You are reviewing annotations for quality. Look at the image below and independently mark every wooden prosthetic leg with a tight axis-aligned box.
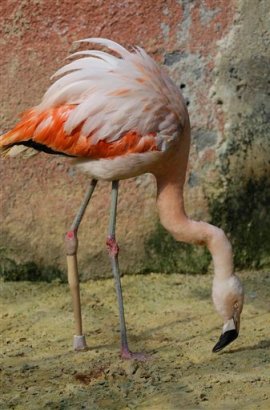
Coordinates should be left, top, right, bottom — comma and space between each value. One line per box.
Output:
65, 179, 97, 350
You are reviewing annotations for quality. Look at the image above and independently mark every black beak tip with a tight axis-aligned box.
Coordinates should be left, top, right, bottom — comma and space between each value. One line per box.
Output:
212, 329, 238, 353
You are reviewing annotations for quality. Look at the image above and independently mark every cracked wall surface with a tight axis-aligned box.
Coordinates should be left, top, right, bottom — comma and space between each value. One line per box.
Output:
1, 0, 269, 279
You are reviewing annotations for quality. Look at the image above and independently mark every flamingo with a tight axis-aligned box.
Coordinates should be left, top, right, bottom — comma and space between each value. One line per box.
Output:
0, 38, 244, 359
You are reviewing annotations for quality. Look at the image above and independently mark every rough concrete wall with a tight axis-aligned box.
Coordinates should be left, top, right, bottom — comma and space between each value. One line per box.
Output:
0, 0, 269, 280
207, 0, 270, 269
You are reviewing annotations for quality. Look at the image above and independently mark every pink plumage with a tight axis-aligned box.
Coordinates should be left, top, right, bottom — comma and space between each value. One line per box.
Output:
0, 38, 244, 358
0, 38, 187, 181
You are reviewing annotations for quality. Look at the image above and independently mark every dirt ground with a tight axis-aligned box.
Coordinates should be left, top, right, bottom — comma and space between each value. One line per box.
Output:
1, 270, 269, 410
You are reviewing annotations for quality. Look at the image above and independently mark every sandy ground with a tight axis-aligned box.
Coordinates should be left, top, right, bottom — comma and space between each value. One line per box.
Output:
1, 270, 269, 410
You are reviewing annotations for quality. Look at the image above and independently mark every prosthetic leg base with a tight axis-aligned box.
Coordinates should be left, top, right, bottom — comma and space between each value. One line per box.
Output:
73, 335, 87, 351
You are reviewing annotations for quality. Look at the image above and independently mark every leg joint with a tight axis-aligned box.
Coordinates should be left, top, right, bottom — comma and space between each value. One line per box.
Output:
65, 230, 78, 255
106, 235, 119, 257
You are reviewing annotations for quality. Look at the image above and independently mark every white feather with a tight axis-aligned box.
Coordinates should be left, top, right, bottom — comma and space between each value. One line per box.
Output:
67, 50, 119, 66
75, 38, 130, 57
38, 37, 187, 145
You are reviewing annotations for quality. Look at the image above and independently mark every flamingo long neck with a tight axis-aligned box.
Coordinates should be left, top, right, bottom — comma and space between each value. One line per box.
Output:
156, 172, 234, 280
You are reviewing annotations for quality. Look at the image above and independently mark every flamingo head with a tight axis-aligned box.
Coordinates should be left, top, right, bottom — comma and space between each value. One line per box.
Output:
212, 275, 244, 352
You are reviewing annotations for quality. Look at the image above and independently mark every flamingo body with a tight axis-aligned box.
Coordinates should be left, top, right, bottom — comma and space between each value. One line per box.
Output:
0, 38, 244, 357
1, 38, 186, 180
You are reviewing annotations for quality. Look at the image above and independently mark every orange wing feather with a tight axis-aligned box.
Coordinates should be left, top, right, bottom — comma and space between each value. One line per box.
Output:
1, 105, 159, 159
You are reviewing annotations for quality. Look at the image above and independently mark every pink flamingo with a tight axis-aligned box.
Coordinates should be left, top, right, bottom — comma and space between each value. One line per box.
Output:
0, 38, 244, 359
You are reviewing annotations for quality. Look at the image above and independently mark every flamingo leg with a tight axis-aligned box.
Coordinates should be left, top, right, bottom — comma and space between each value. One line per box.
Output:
107, 180, 148, 361
65, 179, 97, 350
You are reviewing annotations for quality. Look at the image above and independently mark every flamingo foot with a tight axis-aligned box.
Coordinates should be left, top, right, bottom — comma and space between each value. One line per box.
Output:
120, 346, 151, 361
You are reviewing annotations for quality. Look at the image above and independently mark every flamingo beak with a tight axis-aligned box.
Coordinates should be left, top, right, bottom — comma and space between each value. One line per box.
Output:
212, 313, 240, 353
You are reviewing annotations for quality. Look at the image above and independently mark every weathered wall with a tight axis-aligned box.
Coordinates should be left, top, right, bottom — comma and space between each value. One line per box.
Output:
1, 0, 269, 280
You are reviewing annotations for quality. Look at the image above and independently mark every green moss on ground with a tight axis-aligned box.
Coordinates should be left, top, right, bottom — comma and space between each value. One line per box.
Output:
144, 224, 211, 274
142, 175, 270, 274
208, 176, 270, 269
0, 253, 66, 282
